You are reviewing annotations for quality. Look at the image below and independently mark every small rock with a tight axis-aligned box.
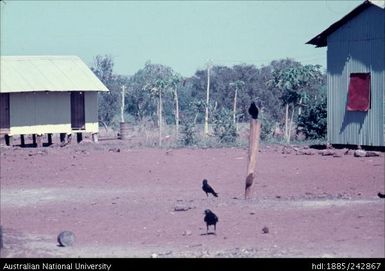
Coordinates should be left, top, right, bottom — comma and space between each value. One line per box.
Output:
366, 151, 380, 157
343, 148, 350, 155
354, 150, 366, 157
57, 231, 75, 247
249, 212, 255, 215
262, 226, 269, 234
174, 206, 191, 212
182, 230, 192, 236
303, 149, 315, 155
108, 148, 121, 153
282, 147, 292, 155
320, 150, 335, 156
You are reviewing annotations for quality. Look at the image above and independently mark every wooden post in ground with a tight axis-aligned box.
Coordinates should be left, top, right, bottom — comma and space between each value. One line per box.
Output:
20, 135, 25, 147
5, 135, 13, 146
76, 133, 82, 143
47, 134, 53, 145
92, 133, 98, 143
32, 134, 37, 147
245, 102, 261, 199
120, 85, 126, 123
36, 134, 43, 148
60, 133, 66, 144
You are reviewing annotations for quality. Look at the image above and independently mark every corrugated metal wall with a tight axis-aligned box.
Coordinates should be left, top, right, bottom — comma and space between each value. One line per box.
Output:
9, 92, 99, 135
327, 5, 385, 146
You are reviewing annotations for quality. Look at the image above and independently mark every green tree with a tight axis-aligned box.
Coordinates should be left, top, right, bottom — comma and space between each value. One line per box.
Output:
143, 78, 168, 147
180, 120, 197, 146
212, 107, 237, 144
91, 55, 127, 127
128, 62, 174, 123
297, 91, 327, 139
268, 64, 323, 143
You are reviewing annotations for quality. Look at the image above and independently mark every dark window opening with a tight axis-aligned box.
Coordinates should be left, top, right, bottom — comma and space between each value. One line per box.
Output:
71, 91, 85, 130
347, 73, 371, 111
0, 93, 10, 131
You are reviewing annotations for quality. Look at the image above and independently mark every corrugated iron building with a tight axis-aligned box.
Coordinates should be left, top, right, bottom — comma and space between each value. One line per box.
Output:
307, 0, 385, 147
0, 56, 108, 145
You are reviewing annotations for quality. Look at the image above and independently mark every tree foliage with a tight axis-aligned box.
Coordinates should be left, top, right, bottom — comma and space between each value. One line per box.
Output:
297, 92, 327, 139
91, 55, 130, 127
90, 55, 327, 142
212, 108, 237, 143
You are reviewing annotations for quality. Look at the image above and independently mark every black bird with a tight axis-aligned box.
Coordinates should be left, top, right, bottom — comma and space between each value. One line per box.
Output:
202, 179, 218, 197
204, 209, 218, 234
378, 192, 385, 198
248, 102, 259, 119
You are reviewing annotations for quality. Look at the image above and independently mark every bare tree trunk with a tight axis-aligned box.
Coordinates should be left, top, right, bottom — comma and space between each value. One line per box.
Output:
233, 87, 238, 132
298, 97, 303, 116
120, 85, 126, 123
174, 88, 179, 139
204, 64, 211, 136
285, 103, 289, 141
287, 104, 295, 144
159, 91, 162, 147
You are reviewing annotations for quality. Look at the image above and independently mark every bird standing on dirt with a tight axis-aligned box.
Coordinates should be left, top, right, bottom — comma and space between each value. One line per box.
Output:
378, 192, 385, 199
202, 179, 218, 197
204, 209, 218, 234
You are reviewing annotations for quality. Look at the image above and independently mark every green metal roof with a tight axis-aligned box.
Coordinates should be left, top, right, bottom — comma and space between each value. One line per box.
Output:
0, 56, 109, 93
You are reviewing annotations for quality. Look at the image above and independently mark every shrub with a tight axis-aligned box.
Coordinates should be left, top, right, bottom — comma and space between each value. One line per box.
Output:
297, 94, 327, 139
259, 113, 275, 141
212, 108, 237, 143
180, 120, 197, 146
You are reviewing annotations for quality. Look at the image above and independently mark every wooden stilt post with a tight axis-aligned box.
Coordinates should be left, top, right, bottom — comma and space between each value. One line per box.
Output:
20, 135, 25, 147
67, 134, 72, 144
5, 135, 13, 146
60, 133, 66, 144
76, 133, 82, 143
245, 102, 261, 199
32, 134, 37, 147
36, 134, 43, 148
47, 134, 53, 145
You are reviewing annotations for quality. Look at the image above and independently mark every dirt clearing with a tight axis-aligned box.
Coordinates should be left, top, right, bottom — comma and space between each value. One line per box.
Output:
0, 142, 384, 258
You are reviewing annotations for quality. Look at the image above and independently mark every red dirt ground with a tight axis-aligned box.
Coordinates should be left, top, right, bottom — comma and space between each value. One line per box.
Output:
0, 141, 384, 258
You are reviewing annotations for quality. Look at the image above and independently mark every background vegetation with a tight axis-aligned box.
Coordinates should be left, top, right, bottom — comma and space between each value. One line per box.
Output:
91, 55, 327, 147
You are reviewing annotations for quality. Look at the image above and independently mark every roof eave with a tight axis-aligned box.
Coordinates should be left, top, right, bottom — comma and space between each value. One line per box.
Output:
305, 37, 327, 47
306, 0, 375, 47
